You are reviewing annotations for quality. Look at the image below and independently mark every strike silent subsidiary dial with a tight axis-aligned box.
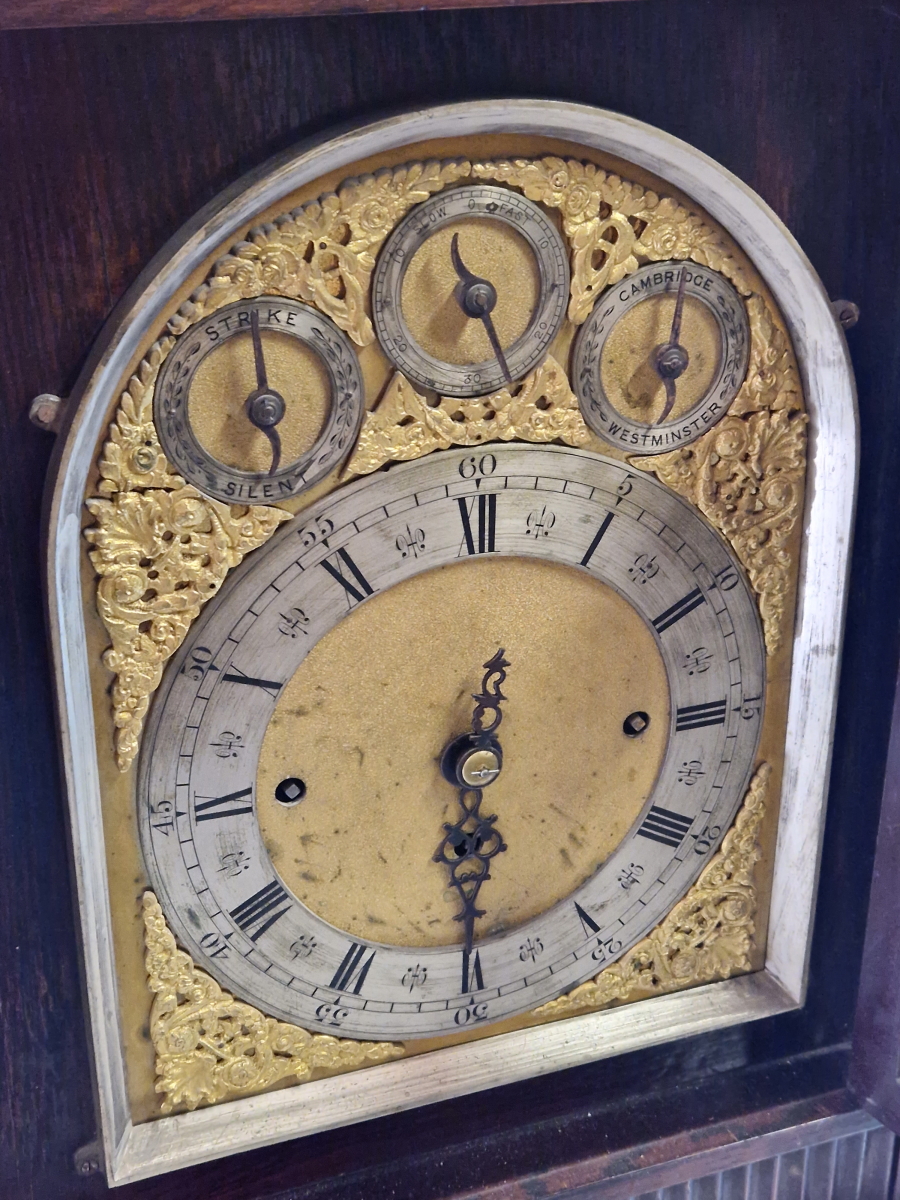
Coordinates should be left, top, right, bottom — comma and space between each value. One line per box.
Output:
573, 261, 750, 453
153, 296, 366, 504
371, 185, 570, 397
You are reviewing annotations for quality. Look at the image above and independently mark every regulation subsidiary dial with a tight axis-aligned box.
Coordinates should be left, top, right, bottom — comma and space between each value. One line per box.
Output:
371, 185, 570, 398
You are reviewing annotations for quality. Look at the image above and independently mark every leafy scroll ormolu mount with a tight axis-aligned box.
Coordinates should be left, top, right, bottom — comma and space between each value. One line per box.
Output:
84, 343, 290, 772
167, 160, 472, 348
344, 355, 591, 477
142, 893, 404, 1113
473, 156, 753, 323
631, 298, 806, 655
534, 763, 769, 1020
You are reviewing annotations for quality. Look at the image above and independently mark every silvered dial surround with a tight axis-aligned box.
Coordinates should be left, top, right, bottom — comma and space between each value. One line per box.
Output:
371, 185, 570, 397
153, 296, 366, 504
139, 444, 765, 1040
573, 261, 750, 453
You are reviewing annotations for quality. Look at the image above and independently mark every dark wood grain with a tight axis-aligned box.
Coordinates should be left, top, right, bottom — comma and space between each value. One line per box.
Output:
0, 0, 641, 32
1, 1, 899, 1196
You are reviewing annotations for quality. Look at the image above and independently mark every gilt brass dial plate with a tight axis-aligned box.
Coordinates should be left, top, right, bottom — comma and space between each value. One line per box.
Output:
139, 443, 765, 1040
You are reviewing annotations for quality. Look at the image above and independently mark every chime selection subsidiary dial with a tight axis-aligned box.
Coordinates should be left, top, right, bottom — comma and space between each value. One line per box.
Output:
139, 443, 765, 1041
573, 261, 750, 453
153, 296, 366, 504
371, 185, 570, 397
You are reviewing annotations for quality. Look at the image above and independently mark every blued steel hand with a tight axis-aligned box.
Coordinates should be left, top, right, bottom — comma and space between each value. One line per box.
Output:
449, 233, 513, 385
246, 310, 286, 475
434, 650, 510, 956
653, 265, 690, 424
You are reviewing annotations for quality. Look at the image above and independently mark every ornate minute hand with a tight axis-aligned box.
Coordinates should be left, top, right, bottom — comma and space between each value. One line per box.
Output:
449, 233, 513, 384
434, 649, 510, 955
652, 265, 690, 424
245, 309, 287, 475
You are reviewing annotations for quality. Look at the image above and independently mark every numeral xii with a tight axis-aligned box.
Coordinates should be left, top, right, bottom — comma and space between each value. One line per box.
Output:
458, 494, 497, 555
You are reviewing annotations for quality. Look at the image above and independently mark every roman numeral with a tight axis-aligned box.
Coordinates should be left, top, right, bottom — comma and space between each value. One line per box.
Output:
194, 786, 254, 822
652, 587, 706, 633
457, 494, 497, 555
637, 805, 693, 848
461, 947, 484, 993
320, 547, 375, 606
675, 699, 728, 731
580, 512, 614, 567
329, 942, 376, 994
229, 881, 291, 941
574, 901, 601, 938
221, 667, 282, 698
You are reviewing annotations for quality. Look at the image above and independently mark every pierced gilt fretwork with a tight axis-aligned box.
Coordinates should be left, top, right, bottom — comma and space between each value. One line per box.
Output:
631, 298, 806, 654
168, 161, 471, 348
142, 892, 404, 1113
345, 355, 591, 477
534, 763, 769, 1020
85, 346, 290, 771
473, 156, 752, 323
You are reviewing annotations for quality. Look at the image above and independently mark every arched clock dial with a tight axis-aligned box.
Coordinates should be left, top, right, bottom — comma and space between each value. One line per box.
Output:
140, 443, 765, 1040
371, 185, 570, 397
153, 296, 366, 504
573, 261, 750, 452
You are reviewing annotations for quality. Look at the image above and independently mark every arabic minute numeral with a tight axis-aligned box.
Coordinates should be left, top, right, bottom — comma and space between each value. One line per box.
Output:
715, 565, 740, 591
692, 824, 722, 855
314, 1003, 348, 1027
615, 473, 635, 503
297, 515, 334, 549
180, 645, 215, 682
454, 999, 489, 1025
458, 453, 497, 480
735, 694, 761, 720
592, 935, 623, 964
149, 799, 177, 836
199, 931, 232, 959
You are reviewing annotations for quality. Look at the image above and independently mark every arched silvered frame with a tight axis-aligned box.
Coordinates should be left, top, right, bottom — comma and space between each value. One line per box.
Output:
45, 100, 857, 1184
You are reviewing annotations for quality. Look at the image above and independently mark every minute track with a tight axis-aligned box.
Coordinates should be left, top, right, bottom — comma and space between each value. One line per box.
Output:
140, 444, 765, 1040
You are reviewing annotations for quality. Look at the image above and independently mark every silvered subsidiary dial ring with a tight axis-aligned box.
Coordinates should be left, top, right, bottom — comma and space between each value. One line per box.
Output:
153, 297, 365, 504
573, 261, 750, 454
372, 185, 569, 398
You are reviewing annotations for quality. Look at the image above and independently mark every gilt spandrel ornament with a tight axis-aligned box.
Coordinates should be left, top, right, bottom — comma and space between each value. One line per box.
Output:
142, 892, 404, 1114
535, 762, 769, 1020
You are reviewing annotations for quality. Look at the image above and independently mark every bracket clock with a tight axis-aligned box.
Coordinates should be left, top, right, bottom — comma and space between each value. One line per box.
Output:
42, 100, 856, 1183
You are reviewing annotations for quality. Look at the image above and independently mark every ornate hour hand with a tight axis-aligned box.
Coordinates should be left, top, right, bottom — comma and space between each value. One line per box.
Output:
449, 233, 513, 384
434, 649, 510, 955
652, 265, 690, 424
246, 309, 287, 475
